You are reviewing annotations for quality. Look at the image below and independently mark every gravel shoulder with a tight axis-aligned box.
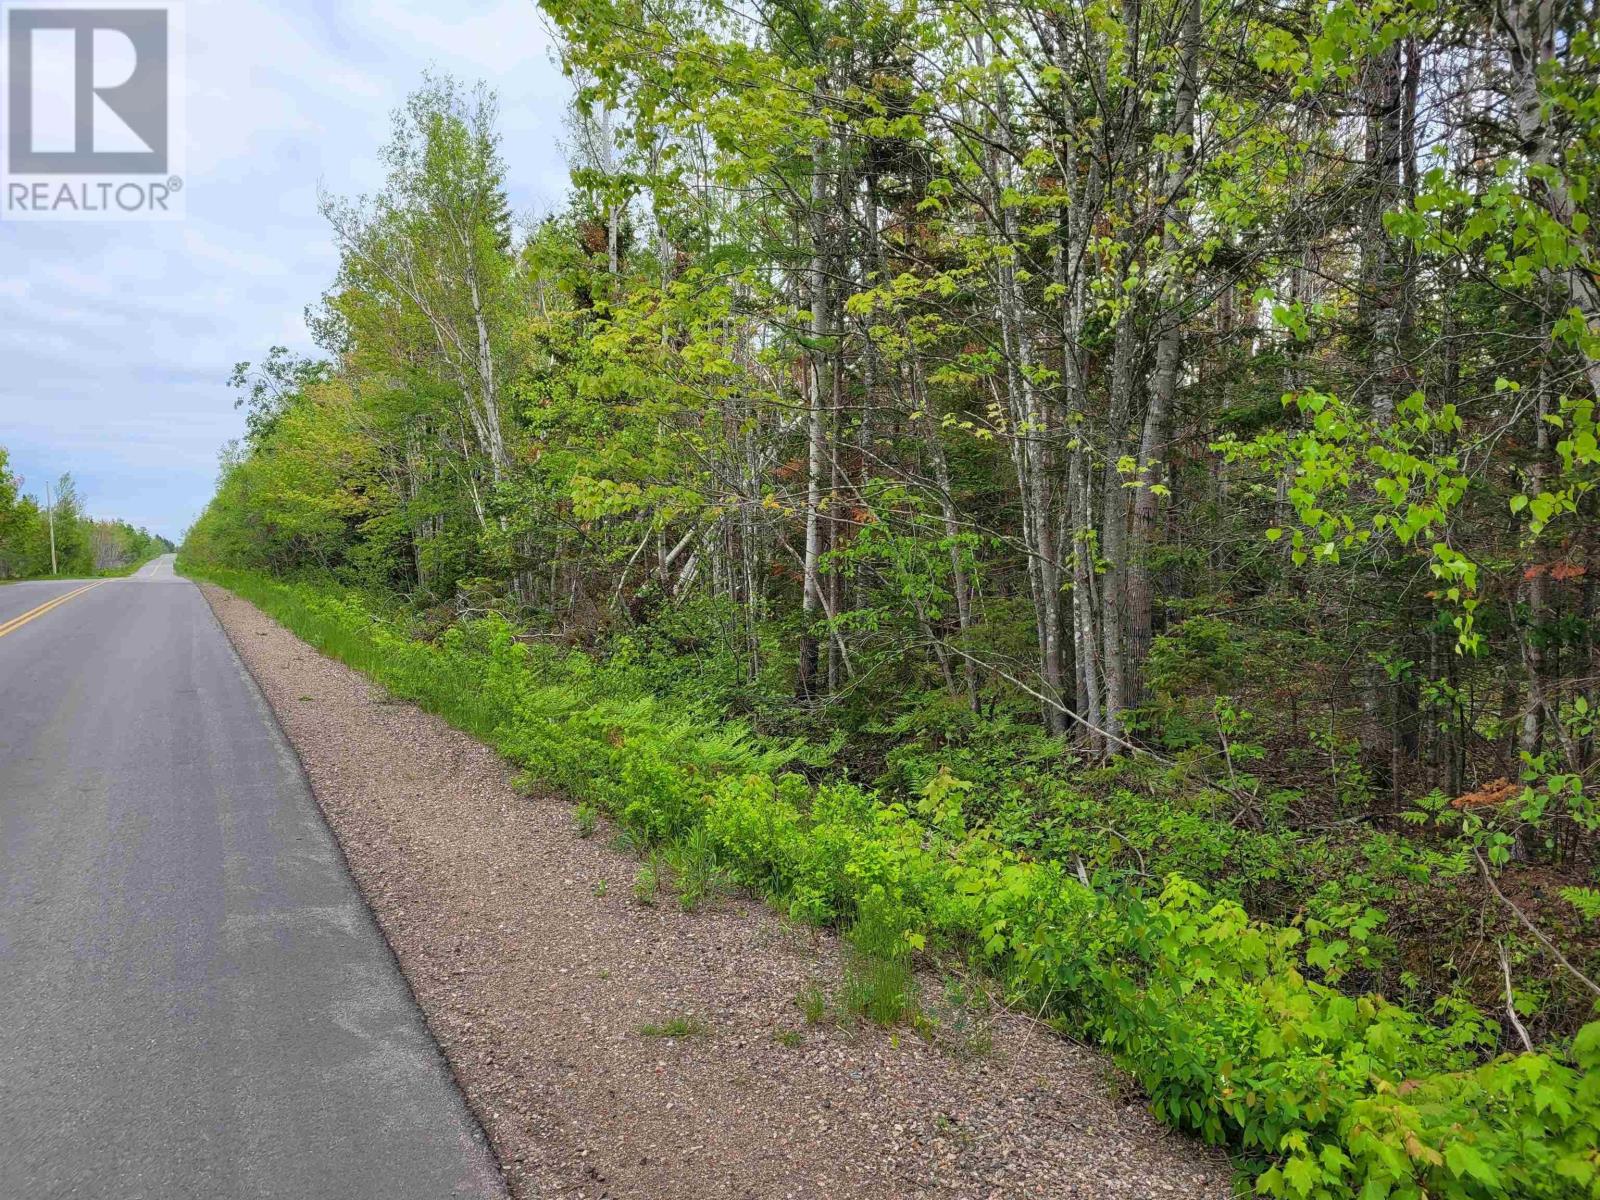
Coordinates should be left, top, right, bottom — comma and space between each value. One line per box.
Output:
202, 583, 1235, 1200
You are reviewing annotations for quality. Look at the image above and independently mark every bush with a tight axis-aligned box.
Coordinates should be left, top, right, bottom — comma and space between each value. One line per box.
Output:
187, 566, 1600, 1199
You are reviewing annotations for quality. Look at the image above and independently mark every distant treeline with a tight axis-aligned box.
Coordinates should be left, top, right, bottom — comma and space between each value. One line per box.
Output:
0, 444, 173, 578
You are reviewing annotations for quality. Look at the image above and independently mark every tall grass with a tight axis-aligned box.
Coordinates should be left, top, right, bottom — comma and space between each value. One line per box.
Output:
191, 565, 510, 741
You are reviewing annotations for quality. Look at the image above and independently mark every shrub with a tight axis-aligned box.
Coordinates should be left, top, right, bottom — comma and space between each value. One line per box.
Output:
190, 567, 1600, 1199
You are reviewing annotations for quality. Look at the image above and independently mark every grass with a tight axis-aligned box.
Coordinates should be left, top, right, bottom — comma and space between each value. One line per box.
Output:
94, 555, 166, 578
632, 860, 659, 906
795, 983, 828, 1026
840, 952, 919, 1027
839, 899, 921, 1027
177, 563, 509, 743
664, 827, 730, 912
639, 1014, 708, 1039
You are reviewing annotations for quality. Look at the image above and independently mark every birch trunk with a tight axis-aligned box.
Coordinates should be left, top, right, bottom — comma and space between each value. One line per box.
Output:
798, 137, 830, 700
1128, 0, 1200, 698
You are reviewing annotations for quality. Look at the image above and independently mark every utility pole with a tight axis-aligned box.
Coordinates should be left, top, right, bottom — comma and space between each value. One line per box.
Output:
45, 480, 57, 575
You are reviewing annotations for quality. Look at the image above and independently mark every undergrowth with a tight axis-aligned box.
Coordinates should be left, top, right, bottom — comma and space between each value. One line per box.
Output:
186, 564, 1600, 1199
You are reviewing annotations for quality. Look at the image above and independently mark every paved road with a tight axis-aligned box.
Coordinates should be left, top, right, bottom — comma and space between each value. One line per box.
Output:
0, 556, 506, 1199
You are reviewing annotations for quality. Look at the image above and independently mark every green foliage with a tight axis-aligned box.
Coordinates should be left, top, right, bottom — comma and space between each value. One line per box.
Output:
1145, 616, 1245, 695
664, 825, 732, 912
184, 565, 1600, 1198
175, 6, 1600, 1189
1560, 887, 1600, 924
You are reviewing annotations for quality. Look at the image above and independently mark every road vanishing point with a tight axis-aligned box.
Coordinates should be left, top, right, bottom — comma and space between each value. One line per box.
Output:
0, 556, 505, 1199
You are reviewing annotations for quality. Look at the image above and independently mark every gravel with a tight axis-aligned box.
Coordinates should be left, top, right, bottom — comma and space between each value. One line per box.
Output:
203, 584, 1237, 1200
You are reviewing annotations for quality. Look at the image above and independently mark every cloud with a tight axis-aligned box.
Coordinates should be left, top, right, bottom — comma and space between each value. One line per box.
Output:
0, 0, 571, 541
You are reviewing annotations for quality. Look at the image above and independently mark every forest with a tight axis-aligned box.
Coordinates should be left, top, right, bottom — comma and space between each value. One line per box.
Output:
179, 0, 1600, 1193
0, 446, 173, 578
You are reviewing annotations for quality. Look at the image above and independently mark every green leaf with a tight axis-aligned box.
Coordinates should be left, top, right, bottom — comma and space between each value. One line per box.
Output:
1443, 1141, 1499, 1186
1281, 1154, 1319, 1197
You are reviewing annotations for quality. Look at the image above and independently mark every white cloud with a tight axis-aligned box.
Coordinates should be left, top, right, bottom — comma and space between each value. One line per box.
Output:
0, 0, 572, 539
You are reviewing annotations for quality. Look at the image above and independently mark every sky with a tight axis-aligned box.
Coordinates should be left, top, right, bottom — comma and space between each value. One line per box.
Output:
0, 0, 573, 542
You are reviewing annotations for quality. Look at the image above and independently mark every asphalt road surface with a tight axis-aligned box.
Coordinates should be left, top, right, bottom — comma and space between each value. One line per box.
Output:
0, 556, 506, 1199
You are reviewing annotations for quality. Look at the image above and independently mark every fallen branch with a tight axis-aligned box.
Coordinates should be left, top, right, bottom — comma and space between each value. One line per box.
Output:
1497, 940, 1534, 1053
935, 640, 1267, 810
1475, 848, 1600, 999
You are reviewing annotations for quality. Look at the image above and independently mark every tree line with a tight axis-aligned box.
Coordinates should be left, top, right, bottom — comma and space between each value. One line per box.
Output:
186, 0, 1598, 1068
0, 446, 173, 578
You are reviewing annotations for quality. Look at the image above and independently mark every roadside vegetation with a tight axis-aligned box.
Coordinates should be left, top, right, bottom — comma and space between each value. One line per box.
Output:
181, 0, 1600, 1194
0, 445, 173, 579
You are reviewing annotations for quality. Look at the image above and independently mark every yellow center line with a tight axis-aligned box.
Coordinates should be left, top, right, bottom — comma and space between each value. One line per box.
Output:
0, 581, 108, 640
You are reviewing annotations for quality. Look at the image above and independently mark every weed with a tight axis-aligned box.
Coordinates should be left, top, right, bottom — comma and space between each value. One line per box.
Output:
632, 861, 658, 906
666, 826, 729, 912
591, 878, 609, 898
931, 1112, 973, 1148
841, 896, 920, 1027
796, 982, 828, 1025
1104, 1067, 1133, 1108
941, 973, 994, 1057
772, 1029, 804, 1048
942, 973, 989, 1014
954, 1021, 993, 1058
841, 953, 918, 1026
639, 1013, 708, 1039
574, 802, 598, 838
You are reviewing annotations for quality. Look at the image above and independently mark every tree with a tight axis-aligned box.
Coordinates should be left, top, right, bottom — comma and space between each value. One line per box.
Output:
320, 75, 519, 523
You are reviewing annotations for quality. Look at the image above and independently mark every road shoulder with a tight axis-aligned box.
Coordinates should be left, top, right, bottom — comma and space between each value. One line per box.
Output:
200, 582, 1232, 1200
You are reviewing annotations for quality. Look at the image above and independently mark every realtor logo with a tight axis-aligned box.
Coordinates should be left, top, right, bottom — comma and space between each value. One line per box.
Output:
1, 0, 185, 220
